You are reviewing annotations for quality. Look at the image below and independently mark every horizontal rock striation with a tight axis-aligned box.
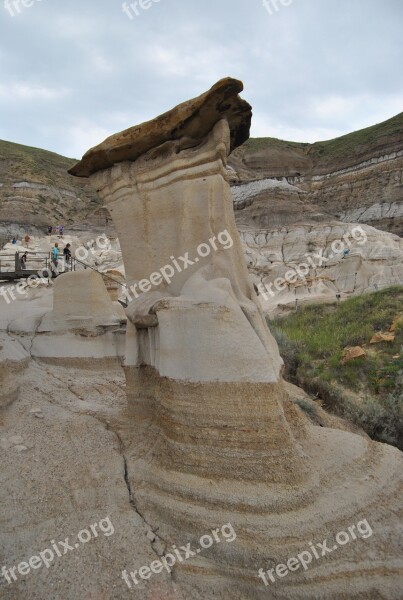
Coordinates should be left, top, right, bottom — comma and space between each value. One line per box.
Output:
229, 112, 403, 235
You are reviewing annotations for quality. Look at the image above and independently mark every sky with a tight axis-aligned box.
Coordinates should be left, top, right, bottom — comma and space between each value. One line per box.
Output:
0, 0, 402, 159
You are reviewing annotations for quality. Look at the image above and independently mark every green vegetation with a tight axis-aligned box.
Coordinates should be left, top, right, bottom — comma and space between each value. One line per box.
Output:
239, 112, 403, 170
0, 139, 77, 185
240, 137, 308, 153
309, 112, 403, 166
295, 399, 319, 420
0, 138, 101, 224
270, 287, 403, 449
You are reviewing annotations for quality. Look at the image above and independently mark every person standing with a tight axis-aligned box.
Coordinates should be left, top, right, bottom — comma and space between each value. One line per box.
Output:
52, 243, 59, 276
20, 252, 28, 269
24, 234, 30, 247
63, 243, 71, 270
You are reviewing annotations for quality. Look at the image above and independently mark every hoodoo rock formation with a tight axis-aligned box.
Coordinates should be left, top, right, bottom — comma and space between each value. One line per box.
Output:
70, 79, 403, 599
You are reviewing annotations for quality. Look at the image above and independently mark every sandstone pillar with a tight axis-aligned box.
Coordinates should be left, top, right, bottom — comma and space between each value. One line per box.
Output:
69, 78, 306, 484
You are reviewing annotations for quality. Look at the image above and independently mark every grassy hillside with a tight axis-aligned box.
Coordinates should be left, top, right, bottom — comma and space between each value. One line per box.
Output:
0, 139, 78, 185
1, 111, 402, 227
240, 137, 308, 153
0, 139, 102, 227
235, 112, 403, 171
270, 287, 403, 449
308, 112, 403, 168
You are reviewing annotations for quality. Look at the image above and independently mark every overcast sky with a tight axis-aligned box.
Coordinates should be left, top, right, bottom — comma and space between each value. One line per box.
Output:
0, 0, 402, 159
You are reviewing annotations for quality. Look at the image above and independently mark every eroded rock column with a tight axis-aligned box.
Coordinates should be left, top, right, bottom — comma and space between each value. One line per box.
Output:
69, 80, 308, 491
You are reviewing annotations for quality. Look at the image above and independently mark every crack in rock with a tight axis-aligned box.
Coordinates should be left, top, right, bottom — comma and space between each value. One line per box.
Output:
111, 427, 169, 563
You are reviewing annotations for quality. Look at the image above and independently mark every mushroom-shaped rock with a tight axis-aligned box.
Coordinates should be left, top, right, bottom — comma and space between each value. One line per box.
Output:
69, 77, 252, 178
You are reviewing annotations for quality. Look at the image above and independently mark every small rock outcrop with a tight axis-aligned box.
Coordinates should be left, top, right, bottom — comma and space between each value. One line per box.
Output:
6, 270, 126, 362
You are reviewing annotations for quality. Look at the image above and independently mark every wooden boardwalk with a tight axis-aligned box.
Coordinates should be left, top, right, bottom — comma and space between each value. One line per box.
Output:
0, 251, 52, 281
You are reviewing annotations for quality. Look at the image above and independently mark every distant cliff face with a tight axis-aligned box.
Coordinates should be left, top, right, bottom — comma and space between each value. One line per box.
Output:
228, 114, 403, 313
229, 112, 403, 236
0, 140, 102, 231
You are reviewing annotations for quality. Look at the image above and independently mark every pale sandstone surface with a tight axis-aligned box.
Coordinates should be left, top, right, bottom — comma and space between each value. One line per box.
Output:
39, 271, 124, 333
0, 357, 187, 600
90, 117, 283, 384
241, 222, 403, 314
1, 271, 126, 361
1, 329, 402, 599
0, 333, 29, 411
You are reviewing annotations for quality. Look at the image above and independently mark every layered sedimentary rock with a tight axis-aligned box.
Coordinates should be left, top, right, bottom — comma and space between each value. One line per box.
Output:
232, 176, 403, 313
240, 220, 403, 314
0, 139, 104, 230
229, 112, 403, 236
70, 79, 403, 599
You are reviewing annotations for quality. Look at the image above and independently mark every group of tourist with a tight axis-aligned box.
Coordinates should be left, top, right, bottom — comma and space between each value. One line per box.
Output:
10, 234, 31, 269
51, 242, 72, 274
9, 227, 82, 276
47, 225, 65, 237
17, 242, 72, 274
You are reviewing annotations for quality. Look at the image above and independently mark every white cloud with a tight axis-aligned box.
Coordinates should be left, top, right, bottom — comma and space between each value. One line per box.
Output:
89, 50, 115, 73
143, 35, 242, 84
0, 83, 69, 102
311, 96, 359, 120
60, 120, 113, 159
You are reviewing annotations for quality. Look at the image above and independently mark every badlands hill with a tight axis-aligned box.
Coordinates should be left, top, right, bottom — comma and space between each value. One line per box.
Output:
229, 112, 403, 235
0, 139, 102, 233
228, 115, 403, 313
